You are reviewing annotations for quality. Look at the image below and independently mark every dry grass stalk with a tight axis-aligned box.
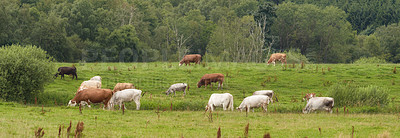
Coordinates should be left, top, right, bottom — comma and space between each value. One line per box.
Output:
67, 121, 71, 138
273, 76, 277, 82
145, 120, 150, 128
75, 121, 84, 138
35, 127, 45, 138
128, 67, 131, 71
393, 67, 397, 74
392, 79, 395, 85
301, 61, 305, 69
35, 97, 37, 105
322, 68, 325, 75
58, 125, 62, 137
328, 67, 331, 71
217, 127, 221, 138
263, 133, 271, 138
122, 104, 125, 115
351, 126, 354, 138
319, 127, 321, 135
170, 102, 173, 111
113, 66, 117, 71
292, 62, 295, 68
108, 66, 111, 71
244, 123, 249, 138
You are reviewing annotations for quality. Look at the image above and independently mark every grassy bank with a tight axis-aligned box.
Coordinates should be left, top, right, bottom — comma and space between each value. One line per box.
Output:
1, 103, 399, 137
38, 62, 400, 113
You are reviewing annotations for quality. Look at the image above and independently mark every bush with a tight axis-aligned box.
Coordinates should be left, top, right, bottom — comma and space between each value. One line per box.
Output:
353, 57, 387, 64
285, 49, 310, 64
0, 44, 54, 102
327, 84, 389, 107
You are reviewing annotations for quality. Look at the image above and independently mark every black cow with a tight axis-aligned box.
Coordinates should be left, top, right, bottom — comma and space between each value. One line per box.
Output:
54, 66, 77, 80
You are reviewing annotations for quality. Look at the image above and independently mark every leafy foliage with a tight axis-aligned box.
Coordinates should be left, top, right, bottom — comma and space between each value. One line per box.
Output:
0, 44, 54, 102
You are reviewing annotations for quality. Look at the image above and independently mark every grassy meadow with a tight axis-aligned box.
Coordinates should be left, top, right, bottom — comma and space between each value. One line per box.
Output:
2, 62, 400, 137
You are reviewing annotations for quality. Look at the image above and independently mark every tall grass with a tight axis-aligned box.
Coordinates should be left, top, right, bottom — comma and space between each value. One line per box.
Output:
353, 57, 387, 64
327, 84, 389, 107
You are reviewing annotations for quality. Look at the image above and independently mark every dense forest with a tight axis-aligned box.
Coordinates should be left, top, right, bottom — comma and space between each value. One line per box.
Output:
1, 0, 400, 63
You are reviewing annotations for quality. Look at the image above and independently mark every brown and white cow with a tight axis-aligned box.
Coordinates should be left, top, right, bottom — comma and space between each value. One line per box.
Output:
267, 53, 287, 66
303, 93, 316, 101
179, 54, 201, 66
113, 83, 135, 93
68, 88, 113, 109
197, 73, 224, 90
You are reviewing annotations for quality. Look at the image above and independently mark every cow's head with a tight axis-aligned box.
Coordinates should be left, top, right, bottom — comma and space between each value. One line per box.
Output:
303, 93, 316, 101
165, 90, 171, 95
179, 60, 184, 66
197, 80, 204, 88
54, 73, 59, 78
68, 100, 77, 107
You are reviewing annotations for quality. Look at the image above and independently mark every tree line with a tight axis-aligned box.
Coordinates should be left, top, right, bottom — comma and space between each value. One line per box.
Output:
1, 0, 400, 63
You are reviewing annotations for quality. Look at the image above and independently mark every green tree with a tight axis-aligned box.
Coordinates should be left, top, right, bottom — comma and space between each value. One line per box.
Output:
0, 44, 54, 102
374, 24, 400, 62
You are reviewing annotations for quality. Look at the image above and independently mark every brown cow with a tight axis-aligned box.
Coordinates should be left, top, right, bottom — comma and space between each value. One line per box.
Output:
179, 54, 201, 66
68, 88, 113, 109
113, 83, 135, 93
267, 53, 287, 66
197, 73, 224, 90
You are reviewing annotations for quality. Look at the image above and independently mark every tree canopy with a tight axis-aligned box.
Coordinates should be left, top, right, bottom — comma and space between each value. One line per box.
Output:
1, 0, 399, 63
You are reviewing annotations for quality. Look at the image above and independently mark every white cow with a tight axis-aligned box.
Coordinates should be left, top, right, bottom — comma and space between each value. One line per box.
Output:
90, 76, 102, 82
205, 93, 234, 111
253, 90, 275, 103
237, 95, 270, 112
165, 83, 187, 96
109, 89, 142, 110
302, 97, 334, 114
77, 80, 102, 92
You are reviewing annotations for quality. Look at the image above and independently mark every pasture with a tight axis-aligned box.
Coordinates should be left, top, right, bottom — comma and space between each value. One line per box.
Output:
2, 62, 400, 137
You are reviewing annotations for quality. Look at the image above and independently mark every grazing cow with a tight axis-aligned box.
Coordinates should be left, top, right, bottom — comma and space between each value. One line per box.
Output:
68, 88, 113, 109
197, 73, 224, 90
303, 93, 316, 101
179, 54, 201, 66
237, 95, 270, 112
108, 89, 142, 110
205, 93, 234, 111
77, 80, 102, 93
90, 76, 101, 82
303, 97, 334, 114
253, 90, 275, 103
267, 53, 287, 66
54, 66, 77, 80
165, 83, 188, 96
113, 83, 135, 93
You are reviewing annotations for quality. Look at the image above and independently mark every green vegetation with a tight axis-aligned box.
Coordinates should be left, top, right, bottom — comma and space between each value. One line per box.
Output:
1, 103, 399, 137
328, 84, 389, 107
2, 0, 400, 63
36, 62, 400, 113
0, 44, 54, 102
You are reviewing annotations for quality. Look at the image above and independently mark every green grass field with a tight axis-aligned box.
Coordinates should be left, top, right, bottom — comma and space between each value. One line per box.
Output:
2, 62, 400, 137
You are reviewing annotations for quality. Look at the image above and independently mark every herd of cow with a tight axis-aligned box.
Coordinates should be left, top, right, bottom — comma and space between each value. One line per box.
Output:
54, 53, 334, 114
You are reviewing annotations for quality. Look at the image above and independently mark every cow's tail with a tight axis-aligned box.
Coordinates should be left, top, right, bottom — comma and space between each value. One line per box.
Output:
229, 95, 234, 111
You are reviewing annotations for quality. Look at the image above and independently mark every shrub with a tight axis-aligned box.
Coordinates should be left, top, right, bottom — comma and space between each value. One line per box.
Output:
353, 57, 387, 64
0, 44, 54, 102
327, 84, 389, 107
285, 49, 310, 64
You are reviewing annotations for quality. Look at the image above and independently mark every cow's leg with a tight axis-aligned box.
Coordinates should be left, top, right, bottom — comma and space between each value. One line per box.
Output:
211, 105, 214, 111
183, 89, 186, 96
222, 103, 226, 111
61, 74, 64, 79
273, 61, 276, 66
135, 99, 140, 110
263, 104, 268, 112
173, 90, 176, 96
